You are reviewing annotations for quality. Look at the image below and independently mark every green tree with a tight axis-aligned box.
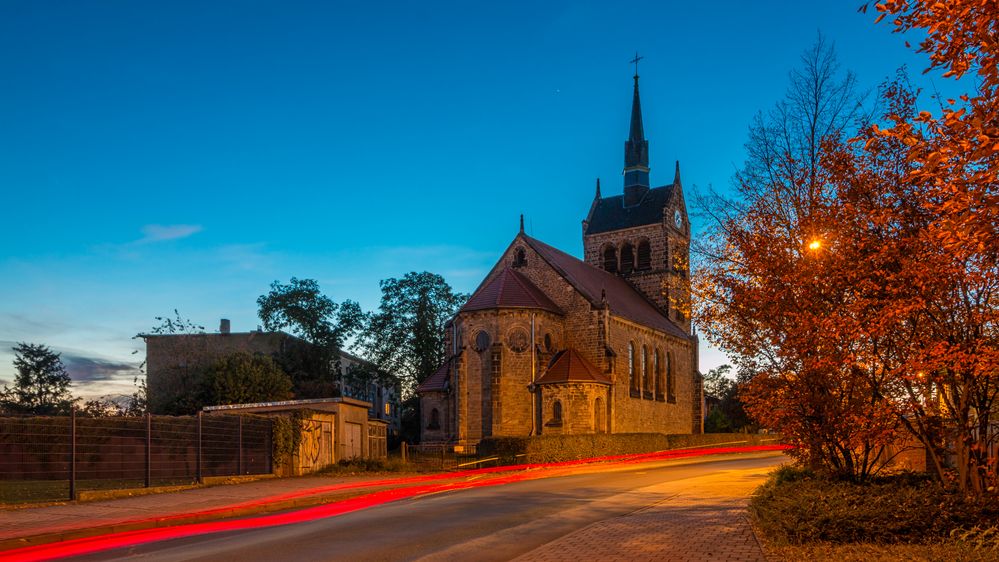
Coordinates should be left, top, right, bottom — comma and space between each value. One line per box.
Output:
200, 352, 293, 407
702, 365, 752, 433
256, 278, 364, 398
138, 310, 206, 415
1, 343, 76, 415
360, 272, 467, 394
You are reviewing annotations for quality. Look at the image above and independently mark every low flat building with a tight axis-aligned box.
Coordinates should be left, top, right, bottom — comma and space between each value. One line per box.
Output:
204, 397, 386, 475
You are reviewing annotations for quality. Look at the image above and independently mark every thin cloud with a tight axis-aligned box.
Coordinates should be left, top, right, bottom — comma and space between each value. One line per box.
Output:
137, 224, 203, 244
61, 354, 140, 383
0, 341, 140, 384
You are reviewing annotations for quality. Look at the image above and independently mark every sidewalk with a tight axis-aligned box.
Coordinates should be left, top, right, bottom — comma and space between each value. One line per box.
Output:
513, 459, 771, 562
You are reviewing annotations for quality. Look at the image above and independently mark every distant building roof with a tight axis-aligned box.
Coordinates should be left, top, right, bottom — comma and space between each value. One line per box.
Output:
461, 267, 563, 315
139, 330, 295, 340
584, 183, 675, 235
202, 396, 372, 413
521, 235, 688, 339
536, 348, 612, 385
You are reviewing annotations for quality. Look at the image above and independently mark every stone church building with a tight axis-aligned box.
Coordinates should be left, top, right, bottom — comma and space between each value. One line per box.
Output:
417, 71, 701, 445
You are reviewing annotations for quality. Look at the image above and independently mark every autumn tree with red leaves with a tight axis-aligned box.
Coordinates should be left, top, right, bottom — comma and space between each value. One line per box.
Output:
695, 38, 901, 482
857, 0, 999, 495
696, 6, 998, 494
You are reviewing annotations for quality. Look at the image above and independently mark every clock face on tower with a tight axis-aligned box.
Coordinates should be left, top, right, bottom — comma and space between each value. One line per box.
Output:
674, 209, 682, 229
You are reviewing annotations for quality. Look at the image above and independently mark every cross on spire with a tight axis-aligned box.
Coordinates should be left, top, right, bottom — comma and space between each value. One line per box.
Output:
630, 52, 643, 78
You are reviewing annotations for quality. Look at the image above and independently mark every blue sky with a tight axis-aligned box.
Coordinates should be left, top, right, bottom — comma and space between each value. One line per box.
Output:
0, 1, 952, 397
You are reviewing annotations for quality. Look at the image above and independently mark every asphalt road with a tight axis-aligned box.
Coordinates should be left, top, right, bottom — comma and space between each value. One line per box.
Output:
71, 454, 785, 562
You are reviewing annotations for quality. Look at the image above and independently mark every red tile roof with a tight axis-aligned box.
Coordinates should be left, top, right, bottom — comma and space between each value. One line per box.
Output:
536, 348, 612, 385
416, 356, 454, 393
461, 266, 563, 315
521, 235, 688, 339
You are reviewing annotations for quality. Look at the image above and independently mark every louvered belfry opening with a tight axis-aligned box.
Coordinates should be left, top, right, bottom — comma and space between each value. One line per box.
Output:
637, 240, 651, 270
603, 245, 618, 273
620, 243, 635, 274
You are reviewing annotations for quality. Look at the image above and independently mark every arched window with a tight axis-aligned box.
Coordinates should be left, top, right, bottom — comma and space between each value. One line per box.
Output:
667, 353, 676, 403
628, 342, 636, 392
620, 243, 635, 274
514, 248, 527, 267
474, 330, 491, 352
637, 240, 651, 270
594, 397, 605, 433
655, 349, 664, 401
428, 408, 440, 430
641, 345, 649, 396
602, 245, 618, 273
552, 400, 563, 424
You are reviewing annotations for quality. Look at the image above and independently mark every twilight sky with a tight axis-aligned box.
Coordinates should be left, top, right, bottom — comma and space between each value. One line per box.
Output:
0, 1, 953, 397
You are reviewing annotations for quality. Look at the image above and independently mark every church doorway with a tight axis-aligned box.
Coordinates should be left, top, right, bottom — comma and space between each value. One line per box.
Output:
594, 397, 606, 433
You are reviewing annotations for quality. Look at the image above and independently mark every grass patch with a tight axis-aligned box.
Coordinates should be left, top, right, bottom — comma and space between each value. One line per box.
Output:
0, 478, 196, 504
750, 465, 999, 546
771, 542, 996, 562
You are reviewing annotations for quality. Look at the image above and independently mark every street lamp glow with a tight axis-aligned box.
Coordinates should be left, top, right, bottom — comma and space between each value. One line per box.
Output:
808, 240, 822, 251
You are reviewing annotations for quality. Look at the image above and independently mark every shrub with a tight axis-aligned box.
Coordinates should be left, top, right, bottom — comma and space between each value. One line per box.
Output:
751, 466, 999, 545
270, 410, 314, 470
319, 457, 408, 474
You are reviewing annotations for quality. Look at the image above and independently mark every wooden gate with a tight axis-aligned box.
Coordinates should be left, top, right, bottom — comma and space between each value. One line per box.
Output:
344, 422, 362, 459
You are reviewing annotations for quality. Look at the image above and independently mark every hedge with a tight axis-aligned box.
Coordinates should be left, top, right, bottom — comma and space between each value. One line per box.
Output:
477, 432, 780, 465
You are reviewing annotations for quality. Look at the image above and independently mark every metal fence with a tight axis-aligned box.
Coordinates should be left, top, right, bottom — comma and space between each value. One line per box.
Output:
400, 443, 495, 471
0, 411, 272, 503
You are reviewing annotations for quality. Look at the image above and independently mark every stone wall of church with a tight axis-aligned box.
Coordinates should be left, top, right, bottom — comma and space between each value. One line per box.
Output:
420, 391, 451, 443
454, 308, 565, 442
538, 383, 611, 435
583, 222, 670, 313
582, 219, 692, 333
604, 316, 697, 434
495, 239, 609, 365
507, 242, 606, 364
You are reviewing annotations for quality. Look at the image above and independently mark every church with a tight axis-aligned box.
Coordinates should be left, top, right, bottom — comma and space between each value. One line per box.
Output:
417, 68, 701, 445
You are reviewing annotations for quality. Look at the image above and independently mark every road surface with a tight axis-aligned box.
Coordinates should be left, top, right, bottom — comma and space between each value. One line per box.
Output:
70, 454, 785, 562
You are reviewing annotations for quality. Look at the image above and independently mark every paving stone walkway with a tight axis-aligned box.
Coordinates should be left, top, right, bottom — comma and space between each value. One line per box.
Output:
514, 464, 769, 562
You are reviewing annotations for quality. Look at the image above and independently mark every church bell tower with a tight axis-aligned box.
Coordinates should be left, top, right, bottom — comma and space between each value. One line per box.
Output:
581, 56, 692, 333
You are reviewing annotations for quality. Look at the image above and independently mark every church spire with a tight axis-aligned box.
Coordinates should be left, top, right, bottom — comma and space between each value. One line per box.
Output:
623, 53, 650, 206
628, 75, 645, 147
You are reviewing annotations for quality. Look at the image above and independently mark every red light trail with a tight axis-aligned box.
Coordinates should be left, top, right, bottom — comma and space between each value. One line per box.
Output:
0, 445, 788, 562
